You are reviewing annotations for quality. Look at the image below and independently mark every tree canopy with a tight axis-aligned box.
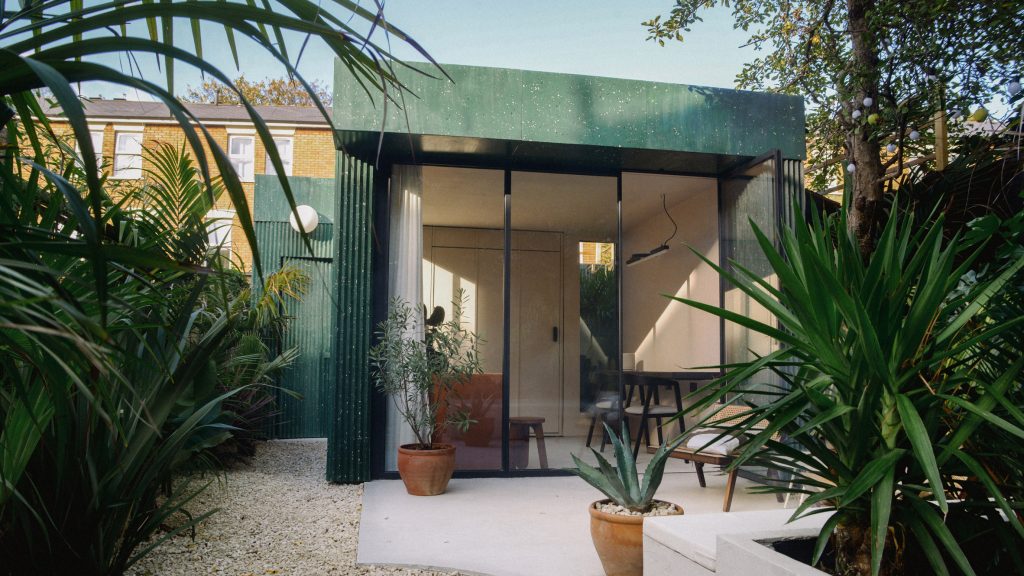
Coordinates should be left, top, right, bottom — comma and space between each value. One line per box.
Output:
647, 0, 1023, 254
182, 75, 334, 107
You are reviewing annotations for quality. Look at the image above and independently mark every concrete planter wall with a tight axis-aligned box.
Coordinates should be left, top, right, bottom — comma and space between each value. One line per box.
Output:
643, 509, 832, 576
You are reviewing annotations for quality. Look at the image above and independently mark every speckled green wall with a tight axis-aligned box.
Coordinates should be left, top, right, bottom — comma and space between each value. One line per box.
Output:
333, 62, 805, 160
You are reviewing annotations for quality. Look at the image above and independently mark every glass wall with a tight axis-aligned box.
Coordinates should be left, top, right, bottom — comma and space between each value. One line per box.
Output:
382, 165, 751, 474
384, 165, 505, 472
620, 172, 719, 441
510, 172, 617, 470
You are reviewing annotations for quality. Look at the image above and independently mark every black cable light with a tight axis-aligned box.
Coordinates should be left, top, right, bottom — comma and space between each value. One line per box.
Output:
626, 194, 677, 267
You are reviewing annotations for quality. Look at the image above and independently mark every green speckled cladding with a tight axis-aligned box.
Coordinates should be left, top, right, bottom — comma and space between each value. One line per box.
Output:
326, 153, 375, 483
333, 63, 805, 160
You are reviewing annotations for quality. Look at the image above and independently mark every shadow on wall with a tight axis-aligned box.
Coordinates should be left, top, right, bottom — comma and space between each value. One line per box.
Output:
622, 173, 720, 372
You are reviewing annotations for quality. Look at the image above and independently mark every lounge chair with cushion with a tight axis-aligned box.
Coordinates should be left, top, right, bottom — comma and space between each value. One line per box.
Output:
649, 403, 783, 512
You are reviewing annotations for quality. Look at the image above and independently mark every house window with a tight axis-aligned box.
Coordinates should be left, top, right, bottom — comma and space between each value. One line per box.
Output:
265, 137, 294, 176
75, 129, 104, 170
228, 136, 255, 182
206, 209, 235, 266
112, 131, 143, 179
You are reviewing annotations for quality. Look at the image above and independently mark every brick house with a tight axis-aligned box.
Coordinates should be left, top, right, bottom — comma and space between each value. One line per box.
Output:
48, 99, 335, 270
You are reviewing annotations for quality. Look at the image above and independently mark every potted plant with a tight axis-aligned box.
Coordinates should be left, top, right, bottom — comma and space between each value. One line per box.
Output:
572, 423, 685, 576
671, 205, 1024, 575
369, 291, 482, 496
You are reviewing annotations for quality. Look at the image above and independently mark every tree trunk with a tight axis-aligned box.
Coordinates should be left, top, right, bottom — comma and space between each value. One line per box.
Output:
833, 519, 903, 576
845, 0, 886, 259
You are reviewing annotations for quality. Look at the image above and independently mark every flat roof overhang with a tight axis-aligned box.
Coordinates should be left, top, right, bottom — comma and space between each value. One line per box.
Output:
333, 63, 807, 170
336, 130, 751, 176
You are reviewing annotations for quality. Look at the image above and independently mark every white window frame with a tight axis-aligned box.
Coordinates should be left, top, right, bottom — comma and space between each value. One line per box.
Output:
206, 209, 235, 266
228, 135, 255, 182
75, 127, 105, 170
112, 130, 143, 179
265, 136, 294, 177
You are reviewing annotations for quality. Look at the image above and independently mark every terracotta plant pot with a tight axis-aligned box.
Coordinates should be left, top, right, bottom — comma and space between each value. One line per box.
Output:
397, 443, 456, 496
588, 499, 683, 576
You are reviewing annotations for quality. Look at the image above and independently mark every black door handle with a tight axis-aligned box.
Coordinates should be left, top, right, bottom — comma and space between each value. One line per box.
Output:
552, 326, 558, 342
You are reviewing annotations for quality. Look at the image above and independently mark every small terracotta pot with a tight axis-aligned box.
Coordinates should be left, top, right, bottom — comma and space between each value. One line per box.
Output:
397, 443, 456, 496
588, 499, 683, 576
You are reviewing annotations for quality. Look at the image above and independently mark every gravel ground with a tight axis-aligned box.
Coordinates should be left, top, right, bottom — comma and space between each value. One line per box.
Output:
129, 440, 462, 576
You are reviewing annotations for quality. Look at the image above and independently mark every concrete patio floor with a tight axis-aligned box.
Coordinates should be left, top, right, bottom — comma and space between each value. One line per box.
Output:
358, 465, 791, 576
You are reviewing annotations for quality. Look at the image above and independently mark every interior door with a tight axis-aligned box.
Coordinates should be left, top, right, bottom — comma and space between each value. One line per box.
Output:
276, 257, 332, 438
511, 249, 563, 434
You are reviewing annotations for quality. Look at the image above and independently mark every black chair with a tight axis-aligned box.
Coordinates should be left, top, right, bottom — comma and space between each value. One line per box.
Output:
585, 371, 624, 451
625, 375, 684, 459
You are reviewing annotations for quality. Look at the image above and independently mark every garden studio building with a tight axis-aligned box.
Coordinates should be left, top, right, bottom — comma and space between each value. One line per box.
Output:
253, 61, 805, 483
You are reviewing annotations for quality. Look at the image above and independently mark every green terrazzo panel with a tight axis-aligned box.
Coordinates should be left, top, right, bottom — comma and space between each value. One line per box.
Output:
333, 62, 805, 160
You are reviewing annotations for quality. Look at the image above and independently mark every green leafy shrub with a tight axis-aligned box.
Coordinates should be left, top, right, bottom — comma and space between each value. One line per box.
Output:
0, 139, 302, 574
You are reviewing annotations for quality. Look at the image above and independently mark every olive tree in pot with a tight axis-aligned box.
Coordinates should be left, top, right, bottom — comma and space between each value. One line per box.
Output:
370, 291, 482, 496
572, 423, 685, 576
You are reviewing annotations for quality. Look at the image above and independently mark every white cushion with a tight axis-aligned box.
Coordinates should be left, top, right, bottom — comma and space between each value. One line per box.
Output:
685, 433, 739, 455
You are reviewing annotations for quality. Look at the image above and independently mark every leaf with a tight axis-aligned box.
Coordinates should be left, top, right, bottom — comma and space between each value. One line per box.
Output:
840, 449, 904, 507
895, 393, 946, 513
870, 467, 895, 576
905, 495, 976, 576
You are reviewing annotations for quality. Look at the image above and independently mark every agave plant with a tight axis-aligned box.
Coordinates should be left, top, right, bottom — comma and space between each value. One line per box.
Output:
671, 205, 1024, 575
572, 423, 684, 513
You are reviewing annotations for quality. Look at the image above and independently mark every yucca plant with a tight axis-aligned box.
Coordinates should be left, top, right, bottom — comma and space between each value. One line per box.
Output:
671, 205, 1024, 575
572, 423, 685, 513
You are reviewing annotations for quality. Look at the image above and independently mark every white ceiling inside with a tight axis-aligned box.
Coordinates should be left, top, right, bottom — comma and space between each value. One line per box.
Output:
416, 165, 716, 239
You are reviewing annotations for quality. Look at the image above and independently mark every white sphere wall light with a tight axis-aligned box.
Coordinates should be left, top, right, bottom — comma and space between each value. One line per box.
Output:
289, 205, 320, 234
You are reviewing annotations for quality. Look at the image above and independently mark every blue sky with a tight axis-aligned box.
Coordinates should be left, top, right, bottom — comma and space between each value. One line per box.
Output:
87, 2, 759, 100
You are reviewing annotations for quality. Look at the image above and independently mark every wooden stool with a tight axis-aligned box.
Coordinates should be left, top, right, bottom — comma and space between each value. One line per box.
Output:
509, 416, 548, 470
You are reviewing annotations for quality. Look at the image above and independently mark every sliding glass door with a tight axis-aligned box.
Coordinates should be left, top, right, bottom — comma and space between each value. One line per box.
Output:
383, 165, 506, 472
509, 171, 618, 470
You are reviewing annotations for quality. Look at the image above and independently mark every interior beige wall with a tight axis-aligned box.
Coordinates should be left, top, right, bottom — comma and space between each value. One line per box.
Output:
622, 173, 720, 373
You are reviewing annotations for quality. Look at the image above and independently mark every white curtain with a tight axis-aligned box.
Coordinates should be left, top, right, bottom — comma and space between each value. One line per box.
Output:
384, 165, 424, 469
